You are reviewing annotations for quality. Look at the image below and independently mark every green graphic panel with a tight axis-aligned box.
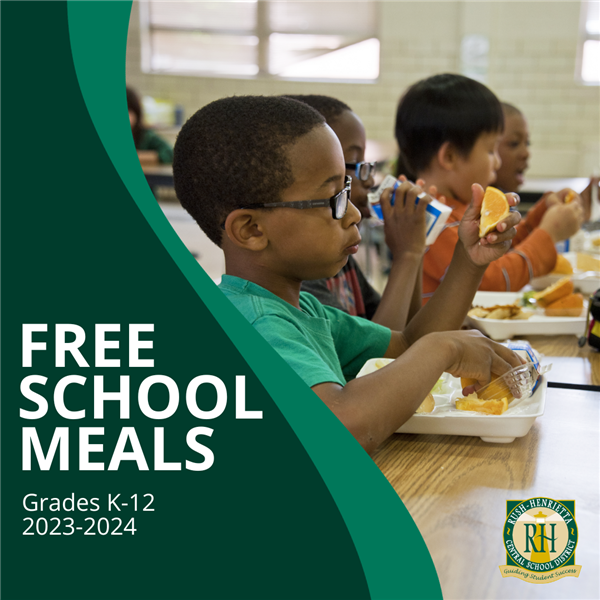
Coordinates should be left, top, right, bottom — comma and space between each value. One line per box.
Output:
67, 2, 441, 598
1, 2, 369, 598
2, 1, 440, 598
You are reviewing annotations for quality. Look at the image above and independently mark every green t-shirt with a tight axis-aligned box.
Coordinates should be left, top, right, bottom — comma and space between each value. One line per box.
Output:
218, 275, 391, 388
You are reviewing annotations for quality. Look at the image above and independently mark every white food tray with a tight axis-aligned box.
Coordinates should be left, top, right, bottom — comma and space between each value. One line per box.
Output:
395, 375, 546, 443
530, 253, 599, 295
356, 360, 546, 443
466, 291, 587, 340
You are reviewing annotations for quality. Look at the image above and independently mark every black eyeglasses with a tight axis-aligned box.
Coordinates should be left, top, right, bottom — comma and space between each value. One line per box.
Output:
237, 175, 352, 221
345, 161, 377, 181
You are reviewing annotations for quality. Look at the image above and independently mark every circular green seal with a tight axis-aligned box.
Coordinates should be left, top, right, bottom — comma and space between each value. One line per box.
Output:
504, 497, 578, 573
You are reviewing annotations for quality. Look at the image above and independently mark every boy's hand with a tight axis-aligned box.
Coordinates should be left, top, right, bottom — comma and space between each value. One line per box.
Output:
542, 190, 563, 209
458, 184, 521, 267
539, 200, 584, 243
435, 329, 524, 387
379, 177, 430, 257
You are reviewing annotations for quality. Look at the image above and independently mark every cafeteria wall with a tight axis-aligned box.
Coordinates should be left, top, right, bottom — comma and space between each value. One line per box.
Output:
125, 1, 599, 178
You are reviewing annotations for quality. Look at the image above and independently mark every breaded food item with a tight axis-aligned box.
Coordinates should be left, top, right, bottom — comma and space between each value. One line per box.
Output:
551, 254, 574, 275
533, 276, 573, 307
468, 307, 491, 318
468, 304, 531, 320
485, 307, 513, 320
479, 186, 511, 237
564, 190, 577, 204
416, 392, 435, 414
576, 252, 600, 272
456, 393, 509, 415
544, 293, 584, 317
591, 237, 600, 248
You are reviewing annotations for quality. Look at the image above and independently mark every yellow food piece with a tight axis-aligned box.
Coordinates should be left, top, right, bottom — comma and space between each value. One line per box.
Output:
416, 392, 435, 414
533, 276, 573, 307
564, 190, 577, 204
550, 254, 573, 275
591, 237, 600, 247
479, 186, 510, 237
467, 304, 531, 320
372, 359, 392, 370
544, 293, 584, 317
456, 393, 509, 415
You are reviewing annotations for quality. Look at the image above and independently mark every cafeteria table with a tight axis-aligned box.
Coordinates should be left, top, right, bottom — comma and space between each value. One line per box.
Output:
517, 335, 600, 388
374, 386, 599, 600
373, 326, 599, 599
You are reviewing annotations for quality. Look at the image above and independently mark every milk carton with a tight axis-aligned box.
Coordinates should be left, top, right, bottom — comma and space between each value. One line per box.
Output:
368, 175, 452, 245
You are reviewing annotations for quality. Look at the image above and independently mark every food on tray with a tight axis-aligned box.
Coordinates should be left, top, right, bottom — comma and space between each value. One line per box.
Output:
533, 276, 573, 307
416, 393, 435, 414
576, 252, 600, 272
468, 304, 532, 320
461, 374, 516, 403
550, 254, 574, 275
455, 393, 509, 415
592, 237, 600, 247
479, 186, 510, 237
564, 190, 577, 204
520, 290, 537, 307
544, 293, 584, 317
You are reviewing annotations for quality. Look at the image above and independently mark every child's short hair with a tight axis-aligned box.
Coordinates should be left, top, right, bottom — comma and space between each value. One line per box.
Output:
501, 101, 522, 117
283, 95, 352, 125
173, 95, 325, 247
394, 73, 504, 179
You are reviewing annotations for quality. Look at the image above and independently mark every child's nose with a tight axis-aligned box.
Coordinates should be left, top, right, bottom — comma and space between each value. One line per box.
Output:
344, 199, 362, 226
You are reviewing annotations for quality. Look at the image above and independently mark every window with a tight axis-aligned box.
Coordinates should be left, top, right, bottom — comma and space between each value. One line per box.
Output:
579, 1, 600, 84
140, 0, 379, 82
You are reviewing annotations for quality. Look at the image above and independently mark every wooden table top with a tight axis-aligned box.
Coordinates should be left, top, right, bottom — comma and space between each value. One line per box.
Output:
374, 387, 599, 599
516, 335, 600, 387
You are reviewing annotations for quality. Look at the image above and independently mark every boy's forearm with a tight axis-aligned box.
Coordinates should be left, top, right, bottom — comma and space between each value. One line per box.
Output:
407, 262, 423, 322
313, 334, 453, 454
403, 241, 485, 344
370, 252, 421, 330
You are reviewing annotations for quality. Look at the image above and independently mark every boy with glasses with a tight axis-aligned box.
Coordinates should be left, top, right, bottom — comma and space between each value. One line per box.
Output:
285, 94, 431, 330
173, 95, 523, 454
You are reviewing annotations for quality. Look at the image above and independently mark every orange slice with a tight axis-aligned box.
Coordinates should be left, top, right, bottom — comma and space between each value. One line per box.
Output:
533, 276, 573, 307
479, 186, 510, 237
550, 254, 573, 275
544, 293, 584, 317
456, 394, 509, 415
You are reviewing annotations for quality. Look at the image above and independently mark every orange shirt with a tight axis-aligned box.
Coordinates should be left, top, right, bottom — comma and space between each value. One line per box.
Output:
422, 198, 557, 303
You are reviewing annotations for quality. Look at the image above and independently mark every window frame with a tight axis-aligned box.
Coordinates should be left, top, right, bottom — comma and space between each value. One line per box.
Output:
576, 0, 600, 85
139, 0, 380, 84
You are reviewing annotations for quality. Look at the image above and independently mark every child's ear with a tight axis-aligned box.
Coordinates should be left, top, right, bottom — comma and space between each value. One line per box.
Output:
224, 210, 268, 251
437, 141, 458, 172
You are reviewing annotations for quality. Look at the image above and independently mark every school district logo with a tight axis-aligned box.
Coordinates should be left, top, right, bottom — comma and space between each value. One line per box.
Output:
500, 497, 582, 583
